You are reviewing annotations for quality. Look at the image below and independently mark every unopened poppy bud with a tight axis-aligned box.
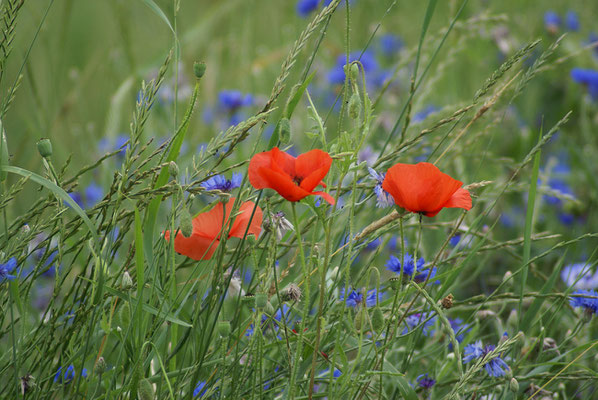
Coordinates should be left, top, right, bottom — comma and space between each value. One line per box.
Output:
94, 357, 107, 375
118, 302, 131, 329
281, 283, 302, 302
121, 271, 133, 290
193, 61, 206, 79
217, 320, 231, 338
441, 293, 454, 309
179, 208, 193, 238
255, 293, 268, 310
348, 92, 361, 120
506, 309, 518, 330
36, 138, 52, 158
138, 378, 154, 400
349, 62, 359, 82
510, 377, 519, 392
371, 306, 385, 332
168, 161, 179, 178
354, 307, 366, 332
278, 117, 291, 144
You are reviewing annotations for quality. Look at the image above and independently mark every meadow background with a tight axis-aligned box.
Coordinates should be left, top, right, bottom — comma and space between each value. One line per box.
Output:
1, 0, 598, 398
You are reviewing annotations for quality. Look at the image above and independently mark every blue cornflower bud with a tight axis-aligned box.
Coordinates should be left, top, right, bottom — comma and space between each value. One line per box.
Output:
0, 257, 17, 282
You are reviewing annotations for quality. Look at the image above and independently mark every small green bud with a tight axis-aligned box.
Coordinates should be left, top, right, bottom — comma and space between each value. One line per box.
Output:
255, 293, 268, 310
138, 378, 154, 400
193, 61, 206, 79
371, 306, 385, 332
350, 63, 359, 82
121, 271, 133, 290
242, 293, 255, 304
94, 357, 107, 375
278, 118, 291, 144
118, 302, 131, 329
179, 207, 193, 238
217, 320, 231, 338
354, 307, 367, 332
168, 161, 179, 178
36, 138, 53, 158
509, 377, 519, 393
348, 92, 361, 120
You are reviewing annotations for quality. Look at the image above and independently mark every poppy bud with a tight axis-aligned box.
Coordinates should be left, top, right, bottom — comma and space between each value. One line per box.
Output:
349, 62, 359, 83
354, 307, 367, 332
121, 271, 133, 291
371, 306, 385, 332
138, 378, 154, 400
36, 138, 52, 158
168, 161, 179, 178
193, 61, 206, 79
281, 283, 302, 302
118, 302, 131, 329
277, 117, 291, 144
94, 357, 107, 375
217, 320, 231, 338
348, 92, 361, 120
509, 377, 519, 392
255, 293, 268, 310
179, 207, 193, 238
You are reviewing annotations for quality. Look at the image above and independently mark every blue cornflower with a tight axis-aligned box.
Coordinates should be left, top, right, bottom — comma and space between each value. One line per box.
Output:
543, 179, 574, 206
68, 192, 84, 209
327, 50, 379, 85
368, 168, 394, 208
85, 182, 103, 208
413, 105, 438, 123
193, 380, 208, 397
201, 173, 243, 192
571, 68, 598, 100
544, 11, 561, 32
402, 312, 435, 336
296, 0, 319, 16
463, 341, 510, 377
218, 90, 253, 111
569, 289, 598, 314
54, 365, 77, 384
414, 266, 440, 285
365, 237, 382, 251
386, 254, 425, 279
561, 263, 598, 290
379, 33, 403, 56
416, 373, 436, 389
565, 11, 580, 31
321, 368, 342, 378
339, 288, 380, 308
449, 234, 461, 247
449, 317, 471, 344
0, 257, 17, 281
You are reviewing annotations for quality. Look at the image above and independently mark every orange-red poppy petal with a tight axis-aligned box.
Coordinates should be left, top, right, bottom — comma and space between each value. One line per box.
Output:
248, 151, 276, 190
312, 191, 336, 205
443, 187, 472, 211
190, 201, 226, 239
164, 230, 220, 260
228, 200, 263, 239
258, 166, 313, 201
296, 149, 333, 192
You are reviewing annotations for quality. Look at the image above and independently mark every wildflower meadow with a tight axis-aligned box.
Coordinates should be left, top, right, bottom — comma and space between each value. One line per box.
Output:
2, 0, 598, 398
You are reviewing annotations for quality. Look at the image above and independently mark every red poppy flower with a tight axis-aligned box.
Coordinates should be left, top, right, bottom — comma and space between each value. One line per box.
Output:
248, 147, 335, 205
381, 162, 472, 217
164, 198, 262, 260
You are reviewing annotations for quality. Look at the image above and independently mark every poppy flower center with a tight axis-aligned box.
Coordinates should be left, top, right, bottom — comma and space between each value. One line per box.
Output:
292, 175, 303, 186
